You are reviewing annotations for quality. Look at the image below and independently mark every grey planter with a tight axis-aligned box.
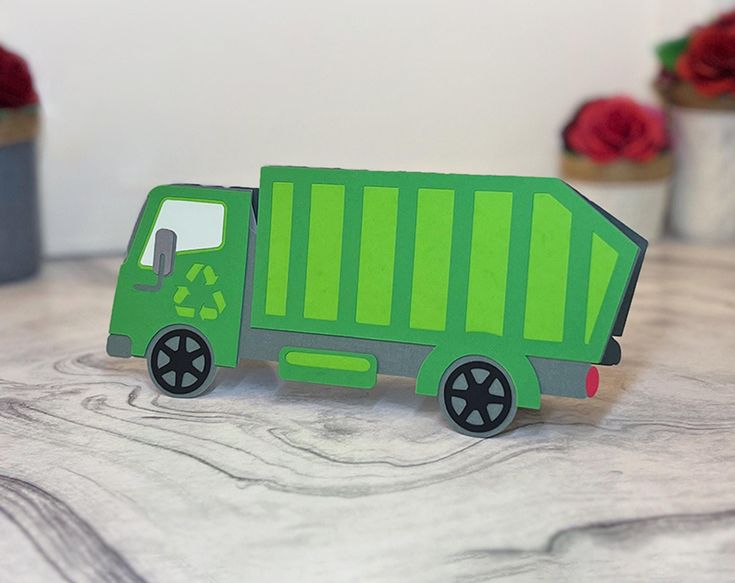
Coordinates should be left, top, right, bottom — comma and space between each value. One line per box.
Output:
668, 106, 735, 242
0, 109, 40, 283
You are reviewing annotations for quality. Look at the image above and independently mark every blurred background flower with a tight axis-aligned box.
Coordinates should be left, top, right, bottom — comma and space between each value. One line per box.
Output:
658, 9, 735, 97
0, 45, 38, 108
562, 96, 669, 163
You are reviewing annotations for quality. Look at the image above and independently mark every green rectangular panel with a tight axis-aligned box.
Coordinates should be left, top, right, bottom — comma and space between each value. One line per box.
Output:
465, 191, 513, 335
356, 186, 399, 325
586, 233, 619, 343
285, 351, 372, 372
524, 193, 572, 342
265, 182, 294, 316
409, 188, 454, 331
303, 184, 345, 320
279, 347, 377, 389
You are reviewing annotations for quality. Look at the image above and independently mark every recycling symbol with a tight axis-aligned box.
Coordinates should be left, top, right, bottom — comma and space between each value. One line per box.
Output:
173, 263, 226, 321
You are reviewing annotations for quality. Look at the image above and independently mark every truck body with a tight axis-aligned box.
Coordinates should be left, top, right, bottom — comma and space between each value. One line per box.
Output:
108, 166, 646, 437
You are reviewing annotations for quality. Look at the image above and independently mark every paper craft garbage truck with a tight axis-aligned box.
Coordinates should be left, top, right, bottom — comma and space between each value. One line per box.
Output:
108, 166, 646, 437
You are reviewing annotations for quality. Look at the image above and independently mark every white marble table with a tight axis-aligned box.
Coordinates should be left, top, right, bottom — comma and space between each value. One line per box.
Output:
1, 243, 734, 582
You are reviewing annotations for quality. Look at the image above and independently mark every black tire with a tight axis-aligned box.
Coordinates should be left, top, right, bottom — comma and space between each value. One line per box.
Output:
439, 357, 517, 437
147, 327, 216, 398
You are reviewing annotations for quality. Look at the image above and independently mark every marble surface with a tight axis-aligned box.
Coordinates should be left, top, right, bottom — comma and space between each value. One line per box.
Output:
0, 243, 734, 582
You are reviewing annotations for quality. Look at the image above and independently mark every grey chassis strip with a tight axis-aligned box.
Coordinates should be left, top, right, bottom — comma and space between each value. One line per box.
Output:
529, 356, 589, 399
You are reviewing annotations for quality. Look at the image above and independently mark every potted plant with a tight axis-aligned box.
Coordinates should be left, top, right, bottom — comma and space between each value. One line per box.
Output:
656, 9, 735, 242
0, 44, 40, 283
560, 95, 673, 242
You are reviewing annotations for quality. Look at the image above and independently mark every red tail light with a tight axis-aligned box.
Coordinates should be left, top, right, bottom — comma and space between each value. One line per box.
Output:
586, 366, 599, 398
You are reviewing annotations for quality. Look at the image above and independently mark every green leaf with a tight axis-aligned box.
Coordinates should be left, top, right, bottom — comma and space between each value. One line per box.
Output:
656, 36, 689, 71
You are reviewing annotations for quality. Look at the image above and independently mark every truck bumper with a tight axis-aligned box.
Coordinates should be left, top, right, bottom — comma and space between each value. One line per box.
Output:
529, 357, 598, 399
106, 334, 132, 358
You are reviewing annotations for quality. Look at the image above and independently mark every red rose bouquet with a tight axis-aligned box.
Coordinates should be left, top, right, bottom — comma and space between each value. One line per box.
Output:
654, 9, 735, 242
656, 9, 735, 108
563, 96, 670, 165
560, 96, 673, 242
0, 44, 39, 147
0, 45, 38, 108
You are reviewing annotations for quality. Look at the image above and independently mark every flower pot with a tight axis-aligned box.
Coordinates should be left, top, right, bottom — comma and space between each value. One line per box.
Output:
668, 104, 735, 242
654, 8, 735, 242
0, 106, 40, 283
561, 153, 673, 243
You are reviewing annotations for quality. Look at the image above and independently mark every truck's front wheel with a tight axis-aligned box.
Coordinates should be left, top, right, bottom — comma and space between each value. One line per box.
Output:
439, 357, 517, 437
147, 327, 216, 398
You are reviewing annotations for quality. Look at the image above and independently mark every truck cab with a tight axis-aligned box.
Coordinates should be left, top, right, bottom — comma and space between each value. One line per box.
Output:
107, 185, 253, 395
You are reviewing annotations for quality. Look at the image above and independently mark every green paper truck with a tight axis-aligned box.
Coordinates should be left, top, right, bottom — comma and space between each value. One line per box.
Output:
108, 166, 646, 437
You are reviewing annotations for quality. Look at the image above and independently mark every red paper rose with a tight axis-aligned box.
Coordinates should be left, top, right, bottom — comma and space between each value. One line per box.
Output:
676, 12, 735, 97
714, 9, 735, 29
0, 45, 38, 108
563, 96, 669, 163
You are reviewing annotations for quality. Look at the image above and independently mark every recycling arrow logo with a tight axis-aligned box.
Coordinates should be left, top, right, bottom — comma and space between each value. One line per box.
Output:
173, 263, 226, 321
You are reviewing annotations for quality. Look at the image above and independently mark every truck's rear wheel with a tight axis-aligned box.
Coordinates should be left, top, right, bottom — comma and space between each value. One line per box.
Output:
147, 328, 216, 398
439, 357, 517, 437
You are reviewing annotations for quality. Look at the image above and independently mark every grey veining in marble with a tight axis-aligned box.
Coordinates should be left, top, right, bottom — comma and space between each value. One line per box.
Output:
0, 244, 734, 582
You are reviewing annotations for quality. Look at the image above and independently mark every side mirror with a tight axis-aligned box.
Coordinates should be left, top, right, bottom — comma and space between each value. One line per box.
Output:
135, 228, 176, 292
152, 228, 177, 276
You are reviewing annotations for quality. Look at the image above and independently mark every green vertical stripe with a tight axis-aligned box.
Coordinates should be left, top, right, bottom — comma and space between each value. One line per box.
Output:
502, 189, 533, 340
336, 182, 362, 324
356, 187, 399, 325
409, 188, 454, 331
466, 191, 513, 335
284, 181, 310, 318
586, 233, 618, 343
562, 217, 591, 347
390, 187, 418, 331
304, 184, 345, 320
443, 185, 474, 336
265, 182, 293, 316
524, 193, 572, 342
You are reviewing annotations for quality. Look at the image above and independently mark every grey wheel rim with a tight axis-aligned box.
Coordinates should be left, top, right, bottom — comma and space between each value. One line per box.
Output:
440, 358, 516, 437
148, 328, 215, 397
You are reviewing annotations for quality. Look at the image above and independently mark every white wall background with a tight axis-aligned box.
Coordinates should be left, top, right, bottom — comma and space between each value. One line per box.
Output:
1, 0, 731, 256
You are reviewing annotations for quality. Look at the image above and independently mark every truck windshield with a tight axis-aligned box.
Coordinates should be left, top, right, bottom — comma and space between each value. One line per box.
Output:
139, 198, 225, 266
